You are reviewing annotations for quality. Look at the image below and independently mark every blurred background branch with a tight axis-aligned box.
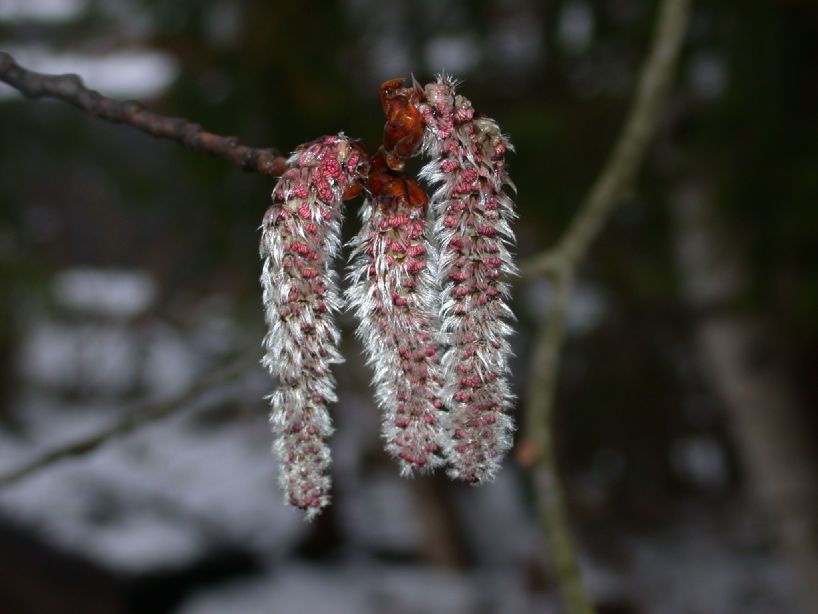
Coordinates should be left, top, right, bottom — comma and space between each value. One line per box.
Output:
0, 358, 252, 489
0, 51, 286, 177
519, 0, 693, 611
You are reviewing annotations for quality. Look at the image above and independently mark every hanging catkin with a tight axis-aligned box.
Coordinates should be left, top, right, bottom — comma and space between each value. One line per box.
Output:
260, 134, 364, 518
417, 75, 518, 483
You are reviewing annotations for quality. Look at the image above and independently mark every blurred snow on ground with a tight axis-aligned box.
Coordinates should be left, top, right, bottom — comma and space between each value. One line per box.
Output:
177, 563, 504, 614
622, 509, 799, 614
18, 322, 86, 390
0, 0, 86, 22
179, 564, 369, 614
0, 267, 307, 573
340, 467, 426, 555
141, 322, 201, 397
331, 385, 381, 480
0, 266, 801, 613
54, 268, 157, 318
187, 295, 243, 360
451, 466, 543, 566
17, 267, 197, 398
0, 379, 307, 572
20, 323, 141, 394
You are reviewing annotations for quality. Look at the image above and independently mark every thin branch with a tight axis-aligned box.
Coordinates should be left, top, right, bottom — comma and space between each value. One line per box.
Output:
0, 359, 252, 488
526, 271, 595, 613
516, 1, 693, 612
0, 51, 287, 177
520, 0, 692, 278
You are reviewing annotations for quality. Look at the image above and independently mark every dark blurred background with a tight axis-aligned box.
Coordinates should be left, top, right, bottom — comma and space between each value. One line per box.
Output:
1, 1, 817, 613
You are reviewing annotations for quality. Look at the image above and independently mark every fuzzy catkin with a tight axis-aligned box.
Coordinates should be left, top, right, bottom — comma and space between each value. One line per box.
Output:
418, 76, 518, 483
346, 190, 446, 475
260, 134, 364, 519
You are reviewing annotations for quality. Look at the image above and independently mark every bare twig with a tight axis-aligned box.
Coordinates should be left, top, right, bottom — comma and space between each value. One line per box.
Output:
525, 271, 593, 612
517, 1, 693, 612
521, 0, 691, 278
0, 51, 287, 177
0, 359, 252, 488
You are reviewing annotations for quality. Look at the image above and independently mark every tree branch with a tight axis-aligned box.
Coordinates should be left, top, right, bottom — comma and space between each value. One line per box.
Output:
0, 51, 287, 177
0, 359, 252, 488
516, 1, 693, 612
521, 0, 691, 278
525, 271, 596, 613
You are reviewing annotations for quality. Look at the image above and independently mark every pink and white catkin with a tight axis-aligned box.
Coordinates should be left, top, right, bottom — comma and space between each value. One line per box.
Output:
260, 134, 364, 518
417, 76, 518, 483
346, 188, 446, 475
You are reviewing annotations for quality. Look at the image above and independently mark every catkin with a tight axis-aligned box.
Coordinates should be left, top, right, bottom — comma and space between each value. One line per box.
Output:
418, 76, 518, 483
260, 134, 364, 518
